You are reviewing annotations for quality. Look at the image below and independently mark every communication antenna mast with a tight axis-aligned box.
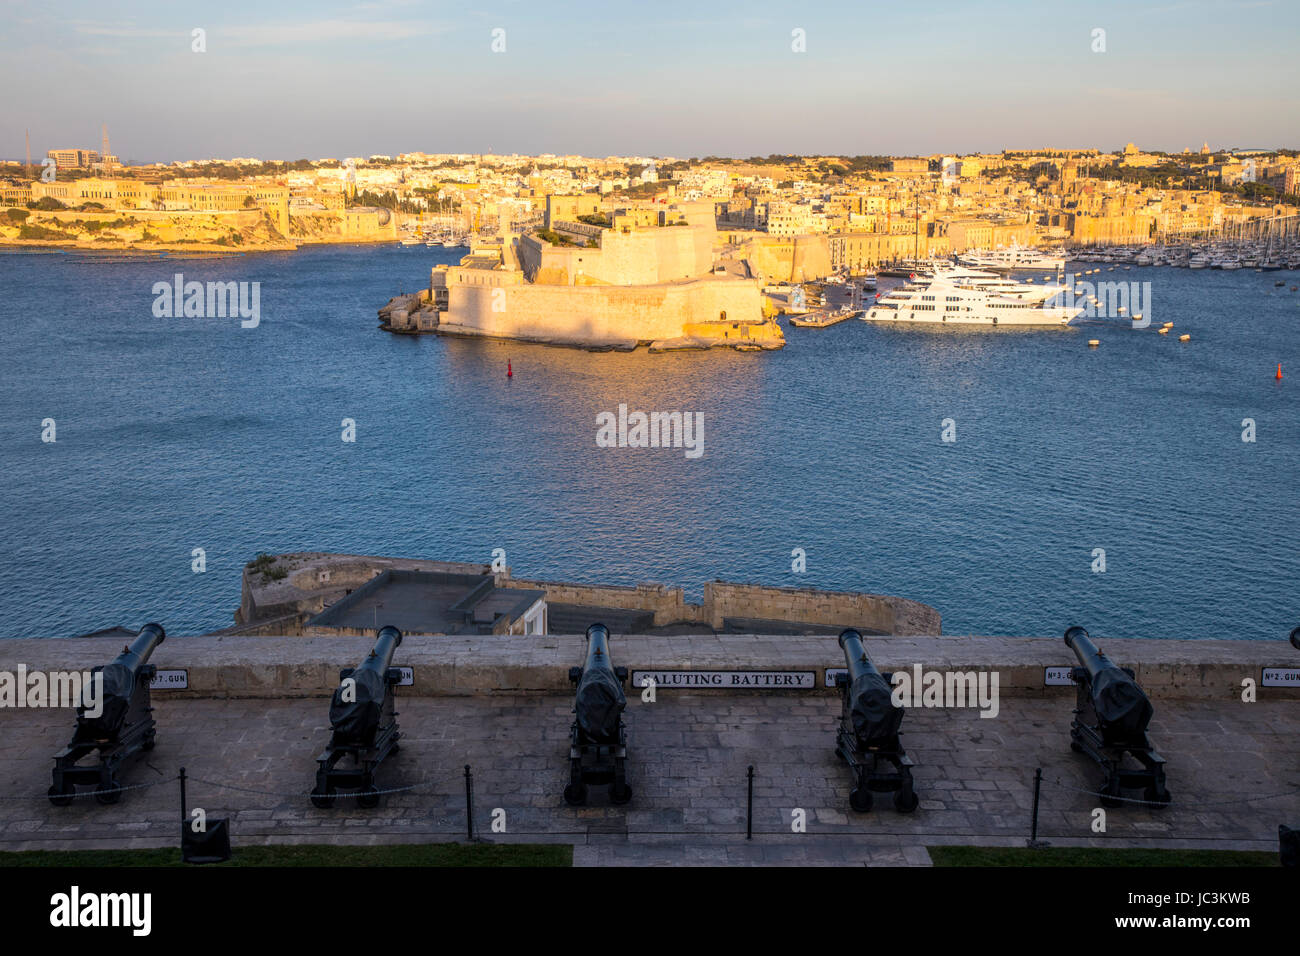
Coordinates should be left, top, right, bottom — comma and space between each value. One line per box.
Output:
25, 129, 31, 180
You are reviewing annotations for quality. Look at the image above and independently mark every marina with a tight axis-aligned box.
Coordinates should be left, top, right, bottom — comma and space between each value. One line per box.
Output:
1, 243, 1295, 641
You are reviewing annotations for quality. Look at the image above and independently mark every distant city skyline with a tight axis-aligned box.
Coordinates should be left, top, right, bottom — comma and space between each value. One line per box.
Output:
3, 0, 1298, 163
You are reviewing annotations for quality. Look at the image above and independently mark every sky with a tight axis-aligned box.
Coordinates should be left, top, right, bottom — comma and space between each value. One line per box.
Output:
2, 0, 1297, 163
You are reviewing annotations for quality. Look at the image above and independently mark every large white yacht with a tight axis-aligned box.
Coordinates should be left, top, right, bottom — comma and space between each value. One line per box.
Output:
862, 275, 1083, 326
958, 245, 1067, 271
923, 263, 1069, 304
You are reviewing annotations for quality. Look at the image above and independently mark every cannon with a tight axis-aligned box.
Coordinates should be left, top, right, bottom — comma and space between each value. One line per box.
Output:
563, 624, 631, 806
49, 623, 165, 806
311, 626, 403, 808
1064, 625, 1170, 808
833, 629, 918, 813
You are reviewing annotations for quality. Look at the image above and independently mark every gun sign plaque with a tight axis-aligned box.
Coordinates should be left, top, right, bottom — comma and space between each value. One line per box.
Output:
149, 669, 189, 690
632, 670, 816, 690
1044, 666, 1078, 687
1262, 667, 1300, 687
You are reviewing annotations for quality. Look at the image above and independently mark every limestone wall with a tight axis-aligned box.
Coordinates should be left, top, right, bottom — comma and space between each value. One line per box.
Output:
742, 234, 833, 282
523, 225, 714, 287
717, 582, 940, 635
704, 581, 919, 634
511, 579, 694, 627
3, 634, 1293, 702
437, 276, 766, 348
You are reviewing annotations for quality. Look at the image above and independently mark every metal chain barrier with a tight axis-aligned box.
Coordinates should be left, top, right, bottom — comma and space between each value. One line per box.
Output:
0, 778, 172, 800
185, 776, 429, 799
1041, 777, 1300, 808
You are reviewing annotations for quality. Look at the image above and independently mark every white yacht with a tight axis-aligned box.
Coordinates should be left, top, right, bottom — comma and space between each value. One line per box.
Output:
923, 264, 1068, 304
958, 245, 1067, 271
862, 275, 1082, 326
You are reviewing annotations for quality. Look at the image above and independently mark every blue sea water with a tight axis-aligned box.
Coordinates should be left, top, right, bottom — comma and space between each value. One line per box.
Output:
0, 244, 1296, 640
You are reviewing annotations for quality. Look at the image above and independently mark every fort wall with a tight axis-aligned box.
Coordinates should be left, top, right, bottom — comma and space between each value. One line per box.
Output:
436, 276, 778, 349
2, 633, 1292, 702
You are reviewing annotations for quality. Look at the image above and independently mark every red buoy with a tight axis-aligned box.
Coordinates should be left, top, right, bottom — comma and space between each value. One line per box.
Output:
1277, 363, 1283, 381
507, 360, 513, 378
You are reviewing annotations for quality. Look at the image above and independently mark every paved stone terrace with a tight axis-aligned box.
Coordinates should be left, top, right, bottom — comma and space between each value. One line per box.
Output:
2, 694, 1295, 865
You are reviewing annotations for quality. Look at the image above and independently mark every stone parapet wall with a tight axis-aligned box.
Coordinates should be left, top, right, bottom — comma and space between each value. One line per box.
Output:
511, 579, 693, 627
3, 634, 1294, 702
702, 581, 941, 635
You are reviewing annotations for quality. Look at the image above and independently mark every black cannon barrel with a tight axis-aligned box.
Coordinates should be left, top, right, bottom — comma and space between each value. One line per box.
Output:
838, 629, 903, 747
358, 625, 402, 676
574, 624, 625, 742
1064, 625, 1152, 739
119, 622, 166, 669
329, 626, 402, 744
78, 623, 166, 736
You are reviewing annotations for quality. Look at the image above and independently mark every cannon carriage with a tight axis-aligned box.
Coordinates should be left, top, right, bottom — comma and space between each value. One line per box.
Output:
833, 629, 918, 813
1064, 625, 1170, 809
49, 623, 165, 806
311, 626, 404, 808
563, 624, 632, 806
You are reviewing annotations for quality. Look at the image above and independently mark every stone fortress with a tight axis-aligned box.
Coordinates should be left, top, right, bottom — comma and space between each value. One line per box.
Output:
230, 554, 940, 639
380, 197, 785, 351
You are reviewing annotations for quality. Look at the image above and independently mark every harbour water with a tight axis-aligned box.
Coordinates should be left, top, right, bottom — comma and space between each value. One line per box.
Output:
0, 244, 1296, 640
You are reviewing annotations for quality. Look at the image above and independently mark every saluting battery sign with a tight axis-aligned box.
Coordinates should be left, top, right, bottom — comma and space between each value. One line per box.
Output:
632, 670, 816, 689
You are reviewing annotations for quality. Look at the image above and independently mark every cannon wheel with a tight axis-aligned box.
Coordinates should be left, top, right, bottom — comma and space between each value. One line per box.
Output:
894, 788, 919, 813
563, 783, 588, 807
357, 785, 381, 809
94, 779, 122, 805
849, 788, 873, 812
1143, 785, 1171, 809
610, 782, 633, 805
142, 732, 156, 752
48, 782, 75, 807
310, 786, 337, 809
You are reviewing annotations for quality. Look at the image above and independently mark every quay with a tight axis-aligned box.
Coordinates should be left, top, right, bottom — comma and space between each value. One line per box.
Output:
788, 309, 859, 328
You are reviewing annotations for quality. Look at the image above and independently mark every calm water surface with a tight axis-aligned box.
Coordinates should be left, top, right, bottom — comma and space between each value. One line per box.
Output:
1, 244, 1296, 639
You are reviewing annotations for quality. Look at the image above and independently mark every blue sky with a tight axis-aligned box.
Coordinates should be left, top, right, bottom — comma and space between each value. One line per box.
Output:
3, 0, 1297, 162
